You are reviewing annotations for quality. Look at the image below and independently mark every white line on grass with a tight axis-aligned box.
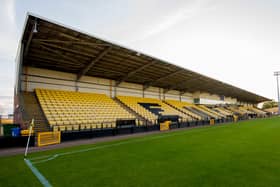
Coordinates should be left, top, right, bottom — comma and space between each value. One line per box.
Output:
31, 124, 228, 164
24, 158, 52, 187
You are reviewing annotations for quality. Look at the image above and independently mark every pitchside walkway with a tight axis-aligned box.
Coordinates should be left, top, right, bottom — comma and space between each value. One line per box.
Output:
0, 124, 224, 157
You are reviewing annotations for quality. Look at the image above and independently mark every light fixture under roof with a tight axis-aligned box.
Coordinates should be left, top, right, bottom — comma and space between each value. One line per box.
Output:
33, 20, 38, 33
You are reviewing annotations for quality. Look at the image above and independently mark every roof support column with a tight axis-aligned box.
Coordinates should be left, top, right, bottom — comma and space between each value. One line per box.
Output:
114, 83, 117, 98
142, 85, 145, 98
179, 92, 183, 102
75, 80, 78, 92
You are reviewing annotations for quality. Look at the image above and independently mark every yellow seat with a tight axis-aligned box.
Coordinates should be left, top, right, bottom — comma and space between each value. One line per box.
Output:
66, 125, 72, 131
53, 126, 59, 132
80, 124, 87, 130
85, 124, 91, 130
72, 125, 79, 131
96, 124, 102, 129
59, 126, 66, 131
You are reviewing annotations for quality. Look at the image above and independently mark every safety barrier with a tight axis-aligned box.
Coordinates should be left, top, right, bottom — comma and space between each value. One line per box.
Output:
37, 131, 61, 147
160, 121, 171, 131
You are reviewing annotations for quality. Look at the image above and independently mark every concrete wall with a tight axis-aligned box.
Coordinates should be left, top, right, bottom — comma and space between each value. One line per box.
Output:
195, 92, 238, 105
165, 90, 180, 100
225, 97, 237, 104
144, 86, 161, 99
21, 66, 242, 105
181, 92, 193, 103
199, 92, 224, 104
116, 82, 143, 97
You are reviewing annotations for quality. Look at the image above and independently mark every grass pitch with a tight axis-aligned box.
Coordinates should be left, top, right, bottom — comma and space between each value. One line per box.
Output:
1, 117, 280, 187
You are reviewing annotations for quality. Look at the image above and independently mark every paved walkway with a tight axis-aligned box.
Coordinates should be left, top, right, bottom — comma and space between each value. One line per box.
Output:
0, 124, 211, 157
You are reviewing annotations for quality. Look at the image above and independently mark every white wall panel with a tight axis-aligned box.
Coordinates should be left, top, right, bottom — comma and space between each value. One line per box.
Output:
21, 66, 240, 104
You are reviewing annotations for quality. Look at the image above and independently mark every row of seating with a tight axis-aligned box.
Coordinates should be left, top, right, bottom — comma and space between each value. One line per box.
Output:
212, 107, 233, 116
165, 100, 225, 120
116, 96, 159, 124
52, 119, 146, 132
36, 89, 136, 129
164, 100, 203, 120
35, 89, 267, 131
117, 96, 194, 123
197, 105, 226, 119
246, 106, 267, 116
210, 105, 265, 118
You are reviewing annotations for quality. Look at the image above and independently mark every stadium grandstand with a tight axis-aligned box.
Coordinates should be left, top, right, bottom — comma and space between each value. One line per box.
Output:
12, 13, 271, 145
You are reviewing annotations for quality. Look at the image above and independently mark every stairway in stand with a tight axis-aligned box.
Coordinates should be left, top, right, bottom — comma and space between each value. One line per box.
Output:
20, 92, 50, 133
113, 97, 153, 126
162, 100, 198, 120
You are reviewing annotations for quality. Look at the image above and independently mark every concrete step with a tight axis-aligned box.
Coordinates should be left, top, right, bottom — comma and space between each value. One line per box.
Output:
114, 97, 153, 126
20, 92, 50, 133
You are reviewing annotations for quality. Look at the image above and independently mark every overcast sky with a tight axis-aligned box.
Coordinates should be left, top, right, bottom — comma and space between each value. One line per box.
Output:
0, 0, 280, 115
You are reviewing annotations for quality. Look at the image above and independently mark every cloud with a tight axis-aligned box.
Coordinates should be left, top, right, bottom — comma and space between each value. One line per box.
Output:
132, 0, 216, 42
0, 96, 13, 115
0, 0, 16, 115
4, 0, 16, 23
0, 0, 17, 60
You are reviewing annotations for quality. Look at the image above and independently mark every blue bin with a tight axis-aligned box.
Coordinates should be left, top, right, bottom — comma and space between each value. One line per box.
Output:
11, 127, 20, 137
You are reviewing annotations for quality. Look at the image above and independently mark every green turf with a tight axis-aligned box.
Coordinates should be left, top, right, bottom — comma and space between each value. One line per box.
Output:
1, 117, 280, 187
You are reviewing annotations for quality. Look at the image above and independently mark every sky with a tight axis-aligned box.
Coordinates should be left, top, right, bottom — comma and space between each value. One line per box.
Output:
0, 0, 280, 115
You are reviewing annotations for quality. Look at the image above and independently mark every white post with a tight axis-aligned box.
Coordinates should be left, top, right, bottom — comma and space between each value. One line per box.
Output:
24, 118, 34, 158
276, 75, 280, 115
274, 72, 280, 115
